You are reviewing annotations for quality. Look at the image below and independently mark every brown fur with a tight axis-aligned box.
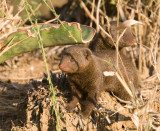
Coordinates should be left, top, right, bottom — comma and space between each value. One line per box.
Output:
89, 21, 136, 51
59, 45, 138, 118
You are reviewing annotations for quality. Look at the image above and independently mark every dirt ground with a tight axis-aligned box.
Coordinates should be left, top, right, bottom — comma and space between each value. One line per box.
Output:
0, 47, 159, 131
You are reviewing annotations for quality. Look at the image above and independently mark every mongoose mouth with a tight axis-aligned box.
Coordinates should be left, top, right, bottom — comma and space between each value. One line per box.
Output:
59, 65, 68, 72
130, 38, 136, 44
59, 64, 77, 73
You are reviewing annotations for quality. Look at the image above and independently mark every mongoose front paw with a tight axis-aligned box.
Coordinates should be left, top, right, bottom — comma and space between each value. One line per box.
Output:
80, 110, 91, 119
66, 103, 76, 112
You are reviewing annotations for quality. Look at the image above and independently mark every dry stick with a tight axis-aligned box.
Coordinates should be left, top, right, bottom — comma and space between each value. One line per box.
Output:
116, 0, 120, 69
155, 2, 160, 13
138, 43, 151, 50
137, 0, 142, 73
115, 1, 130, 94
115, 29, 135, 97
156, 6, 160, 81
99, 26, 113, 41
21, 3, 42, 26
49, 0, 54, 8
115, 4, 135, 90
0, 20, 10, 31
118, 3, 126, 21
117, 13, 141, 97
151, 34, 160, 80
114, 41, 133, 97
118, 52, 137, 97
0, 0, 5, 6
96, 0, 101, 32
4, 0, 9, 13
90, 0, 95, 27
102, 0, 106, 15
44, 16, 60, 24
110, 107, 125, 117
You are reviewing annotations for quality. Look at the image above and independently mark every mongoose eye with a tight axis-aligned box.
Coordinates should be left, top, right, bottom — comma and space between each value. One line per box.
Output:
70, 57, 74, 62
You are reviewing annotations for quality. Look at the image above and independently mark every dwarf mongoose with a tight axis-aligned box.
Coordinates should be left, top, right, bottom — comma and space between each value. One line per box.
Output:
59, 45, 138, 118
89, 21, 136, 51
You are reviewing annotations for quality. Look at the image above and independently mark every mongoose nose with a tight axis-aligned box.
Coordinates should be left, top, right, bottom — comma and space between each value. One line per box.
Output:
59, 64, 63, 69
132, 39, 136, 43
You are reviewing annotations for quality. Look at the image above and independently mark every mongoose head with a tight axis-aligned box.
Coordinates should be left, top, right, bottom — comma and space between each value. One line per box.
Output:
101, 21, 136, 48
59, 45, 93, 73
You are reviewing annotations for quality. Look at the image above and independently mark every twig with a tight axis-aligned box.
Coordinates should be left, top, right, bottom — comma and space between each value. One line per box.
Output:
115, 72, 133, 97
96, 0, 101, 32
44, 16, 60, 24
118, 3, 126, 21
90, 0, 95, 27
116, 0, 120, 68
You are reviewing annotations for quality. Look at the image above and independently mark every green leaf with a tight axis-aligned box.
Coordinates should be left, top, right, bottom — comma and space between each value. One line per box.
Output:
110, 0, 117, 5
0, 21, 95, 63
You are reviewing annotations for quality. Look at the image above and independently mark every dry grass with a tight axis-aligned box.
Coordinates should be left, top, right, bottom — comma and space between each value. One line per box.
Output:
0, 0, 160, 130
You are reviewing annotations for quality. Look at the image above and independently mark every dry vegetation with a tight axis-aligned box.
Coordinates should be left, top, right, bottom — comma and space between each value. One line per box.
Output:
0, 0, 160, 130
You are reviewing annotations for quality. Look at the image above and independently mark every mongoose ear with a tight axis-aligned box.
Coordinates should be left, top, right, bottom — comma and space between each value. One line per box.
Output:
63, 47, 67, 52
100, 24, 110, 39
84, 48, 92, 60
62, 47, 66, 54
